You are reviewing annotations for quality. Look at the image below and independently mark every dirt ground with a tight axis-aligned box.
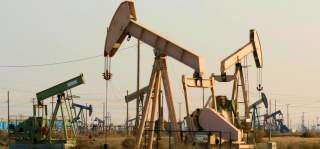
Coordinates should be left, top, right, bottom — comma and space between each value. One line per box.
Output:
77, 134, 186, 149
78, 133, 208, 149
1, 132, 320, 149
76, 134, 125, 149
261, 136, 320, 149
81, 134, 320, 149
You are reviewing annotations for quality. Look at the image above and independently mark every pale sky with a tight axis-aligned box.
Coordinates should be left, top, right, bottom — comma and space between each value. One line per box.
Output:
0, 0, 320, 129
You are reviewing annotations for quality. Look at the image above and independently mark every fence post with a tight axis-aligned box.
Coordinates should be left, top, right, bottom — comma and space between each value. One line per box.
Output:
219, 131, 222, 149
144, 130, 146, 149
169, 127, 171, 149
229, 131, 232, 149
156, 128, 159, 149
208, 132, 212, 149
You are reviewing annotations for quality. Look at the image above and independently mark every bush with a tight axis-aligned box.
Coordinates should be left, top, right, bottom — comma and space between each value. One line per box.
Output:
255, 130, 266, 143
301, 131, 319, 138
122, 137, 135, 149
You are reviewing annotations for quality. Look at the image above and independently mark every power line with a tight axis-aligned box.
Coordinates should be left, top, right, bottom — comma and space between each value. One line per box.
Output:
0, 44, 138, 68
0, 54, 102, 68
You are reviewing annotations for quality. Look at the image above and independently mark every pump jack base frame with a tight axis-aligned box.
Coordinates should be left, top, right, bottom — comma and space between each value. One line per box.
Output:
135, 56, 181, 149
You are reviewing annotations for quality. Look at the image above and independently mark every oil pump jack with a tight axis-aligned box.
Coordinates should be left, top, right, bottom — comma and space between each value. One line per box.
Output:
72, 103, 93, 129
213, 29, 263, 130
182, 30, 264, 147
104, 1, 205, 148
93, 117, 104, 132
125, 86, 166, 136
125, 86, 149, 128
9, 74, 84, 148
36, 74, 84, 145
94, 117, 104, 127
249, 92, 268, 129
215, 29, 263, 127
265, 110, 289, 133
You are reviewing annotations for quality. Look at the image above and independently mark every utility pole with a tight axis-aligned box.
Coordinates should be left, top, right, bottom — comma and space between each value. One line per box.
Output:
290, 119, 292, 130
274, 99, 276, 113
267, 104, 271, 141
286, 104, 290, 128
104, 56, 109, 149
126, 90, 129, 136
158, 90, 163, 129
50, 97, 55, 115
202, 88, 204, 108
257, 106, 261, 126
32, 98, 36, 117
179, 102, 182, 123
269, 98, 272, 115
308, 120, 310, 131
103, 102, 105, 132
317, 117, 319, 130
104, 102, 107, 127
302, 112, 305, 132
85, 103, 88, 129
161, 90, 164, 127
136, 39, 141, 128
157, 89, 163, 143
313, 120, 315, 130
7, 91, 10, 134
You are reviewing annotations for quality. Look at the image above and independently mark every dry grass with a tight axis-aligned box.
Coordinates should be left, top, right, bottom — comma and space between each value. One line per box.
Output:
3, 130, 320, 149
121, 137, 135, 149
255, 130, 266, 143
78, 134, 206, 149
81, 133, 320, 149
76, 134, 126, 149
0, 131, 7, 148
263, 136, 320, 149
301, 131, 320, 138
